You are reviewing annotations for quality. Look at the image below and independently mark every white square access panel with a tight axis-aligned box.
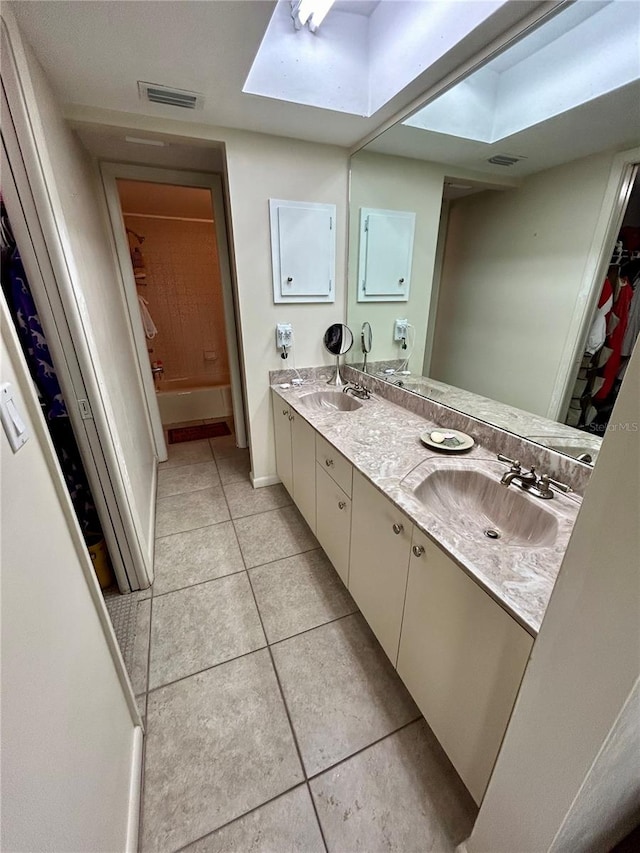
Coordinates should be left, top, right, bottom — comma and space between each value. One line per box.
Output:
358, 208, 416, 302
269, 199, 336, 303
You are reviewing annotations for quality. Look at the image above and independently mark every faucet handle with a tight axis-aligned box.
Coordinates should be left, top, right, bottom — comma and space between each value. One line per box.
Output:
539, 473, 573, 494
497, 454, 520, 470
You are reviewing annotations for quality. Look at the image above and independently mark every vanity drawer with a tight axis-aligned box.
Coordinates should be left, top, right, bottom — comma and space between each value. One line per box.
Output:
316, 434, 353, 497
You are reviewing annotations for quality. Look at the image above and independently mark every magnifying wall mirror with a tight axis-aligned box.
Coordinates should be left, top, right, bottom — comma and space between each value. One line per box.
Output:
324, 323, 353, 386
361, 322, 373, 373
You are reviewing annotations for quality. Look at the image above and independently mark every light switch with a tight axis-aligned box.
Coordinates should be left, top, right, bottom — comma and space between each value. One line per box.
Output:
1, 383, 30, 452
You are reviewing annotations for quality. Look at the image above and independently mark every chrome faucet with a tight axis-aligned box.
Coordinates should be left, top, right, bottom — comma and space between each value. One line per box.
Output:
497, 454, 573, 499
343, 383, 371, 400
498, 455, 537, 489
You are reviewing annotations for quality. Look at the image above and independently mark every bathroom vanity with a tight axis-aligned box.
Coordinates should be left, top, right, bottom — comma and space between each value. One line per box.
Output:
272, 374, 583, 804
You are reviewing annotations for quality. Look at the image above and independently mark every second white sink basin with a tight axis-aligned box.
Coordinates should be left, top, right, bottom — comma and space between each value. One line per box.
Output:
298, 390, 363, 413
404, 460, 559, 547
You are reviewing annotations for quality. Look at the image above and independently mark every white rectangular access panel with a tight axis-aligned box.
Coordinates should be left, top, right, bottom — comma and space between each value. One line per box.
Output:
269, 199, 336, 303
358, 207, 416, 302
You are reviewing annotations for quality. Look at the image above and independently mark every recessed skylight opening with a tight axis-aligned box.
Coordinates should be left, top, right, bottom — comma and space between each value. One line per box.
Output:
243, 0, 508, 117
403, 0, 640, 144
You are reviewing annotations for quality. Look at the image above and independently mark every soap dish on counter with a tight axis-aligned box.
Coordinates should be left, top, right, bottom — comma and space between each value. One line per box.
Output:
420, 429, 474, 452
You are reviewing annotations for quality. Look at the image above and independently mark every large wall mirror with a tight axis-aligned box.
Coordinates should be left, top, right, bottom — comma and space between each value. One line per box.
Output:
347, 0, 640, 465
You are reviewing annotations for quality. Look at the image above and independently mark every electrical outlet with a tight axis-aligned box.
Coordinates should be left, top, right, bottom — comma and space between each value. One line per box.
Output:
394, 319, 408, 341
276, 323, 293, 349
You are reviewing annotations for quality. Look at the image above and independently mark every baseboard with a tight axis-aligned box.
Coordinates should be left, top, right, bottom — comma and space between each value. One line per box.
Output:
251, 473, 281, 488
126, 726, 144, 853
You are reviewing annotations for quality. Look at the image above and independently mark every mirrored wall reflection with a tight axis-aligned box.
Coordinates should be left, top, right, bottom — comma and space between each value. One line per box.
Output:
346, 1, 640, 465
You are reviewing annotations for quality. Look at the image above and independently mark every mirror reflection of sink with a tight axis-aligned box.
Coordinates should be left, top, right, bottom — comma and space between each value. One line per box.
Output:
404, 461, 558, 547
298, 390, 363, 413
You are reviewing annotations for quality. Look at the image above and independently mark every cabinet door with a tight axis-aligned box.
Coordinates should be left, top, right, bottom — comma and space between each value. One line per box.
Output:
348, 470, 412, 664
397, 529, 534, 804
272, 392, 293, 495
291, 412, 316, 534
316, 464, 351, 585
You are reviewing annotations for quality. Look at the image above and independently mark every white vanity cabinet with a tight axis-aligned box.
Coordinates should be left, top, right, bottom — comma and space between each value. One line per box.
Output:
315, 434, 353, 583
397, 528, 534, 804
272, 391, 316, 531
315, 465, 352, 585
273, 395, 293, 494
272, 388, 533, 806
291, 411, 316, 533
348, 471, 412, 665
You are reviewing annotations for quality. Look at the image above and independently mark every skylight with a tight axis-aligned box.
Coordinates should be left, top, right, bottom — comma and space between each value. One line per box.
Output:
403, 0, 640, 143
243, 0, 507, 117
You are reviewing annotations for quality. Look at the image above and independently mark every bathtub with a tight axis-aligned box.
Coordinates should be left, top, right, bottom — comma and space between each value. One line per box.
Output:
156, 381, 233, 425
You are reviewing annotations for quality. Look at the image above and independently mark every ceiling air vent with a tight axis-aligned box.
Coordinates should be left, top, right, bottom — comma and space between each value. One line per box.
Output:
138, 81, 204, 110
487, 154, 526, 167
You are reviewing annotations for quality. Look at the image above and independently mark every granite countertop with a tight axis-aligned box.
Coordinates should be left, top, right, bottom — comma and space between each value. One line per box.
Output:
272, 378, 583, 637
370, 371, 602, 462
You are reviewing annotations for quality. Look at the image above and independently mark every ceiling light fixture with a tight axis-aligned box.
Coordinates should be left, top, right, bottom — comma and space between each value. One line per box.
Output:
291, 0, 334, 33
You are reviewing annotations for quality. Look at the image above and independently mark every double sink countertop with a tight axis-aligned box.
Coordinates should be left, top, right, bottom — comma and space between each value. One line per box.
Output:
272, 378, 583, 637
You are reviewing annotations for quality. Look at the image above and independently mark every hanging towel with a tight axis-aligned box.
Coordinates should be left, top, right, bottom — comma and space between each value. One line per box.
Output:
138, 295, 158, 339
585, 277, 614, 355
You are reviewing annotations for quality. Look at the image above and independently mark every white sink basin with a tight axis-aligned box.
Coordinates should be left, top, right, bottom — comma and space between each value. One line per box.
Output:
298, 390, 363, 413
403, 459, 559, 547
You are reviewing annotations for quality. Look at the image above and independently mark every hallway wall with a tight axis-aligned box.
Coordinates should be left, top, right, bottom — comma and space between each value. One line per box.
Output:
66, 107, 351, 485
3, 11, 158, 568
1, 301, 137, 853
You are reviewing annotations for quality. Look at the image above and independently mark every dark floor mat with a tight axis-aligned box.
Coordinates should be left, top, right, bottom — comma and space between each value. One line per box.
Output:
168, 422, 232, 444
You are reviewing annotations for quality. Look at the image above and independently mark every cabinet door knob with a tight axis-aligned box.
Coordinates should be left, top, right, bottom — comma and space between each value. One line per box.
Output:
282, 409, 288, 416
289, 414, 294, 421
338, 500, 346, 510
392, 523, 404, 535
412, 544, 425, 557
325, 458, 334, 467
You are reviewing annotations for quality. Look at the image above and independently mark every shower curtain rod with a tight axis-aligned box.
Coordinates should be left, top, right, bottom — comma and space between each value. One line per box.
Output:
123, 212, 215, 224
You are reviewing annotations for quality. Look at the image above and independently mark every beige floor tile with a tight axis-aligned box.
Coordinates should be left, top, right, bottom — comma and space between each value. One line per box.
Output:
157, 461, 221, 499
155, 487, 229, 538
153, 522, 244, 596
130, 598, 151, 695
208, 435, 240, 459
182, 786, 325, 853
159, 439, 213, 470
141, 649, 304, 852
223, 479, 291, 519
216, 448, 251, 484
271, 613, 419, 777
249, 550, 356, 643
149, 573, 266, 689
310, 720, 477, 853
234, 505, 318, 569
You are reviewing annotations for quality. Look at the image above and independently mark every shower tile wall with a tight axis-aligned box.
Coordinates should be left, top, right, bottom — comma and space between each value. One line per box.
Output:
125, 215, 230, 388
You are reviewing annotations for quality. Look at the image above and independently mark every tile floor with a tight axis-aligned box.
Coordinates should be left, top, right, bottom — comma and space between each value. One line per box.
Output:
131, 431, 477, 852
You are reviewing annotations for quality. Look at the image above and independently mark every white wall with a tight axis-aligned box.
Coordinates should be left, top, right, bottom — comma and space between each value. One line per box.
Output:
430, 151, 615, 417
1, 303, 138, 852
224, 131, 349, 483
464, 338, 640, 853
8, 24, 158, 564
